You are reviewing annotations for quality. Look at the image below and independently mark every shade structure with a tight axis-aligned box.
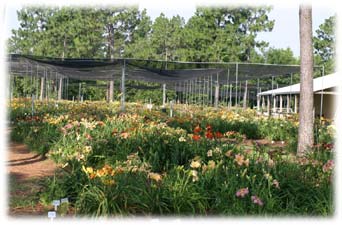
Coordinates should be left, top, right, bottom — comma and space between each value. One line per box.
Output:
7, 54, 324, 107
8, 54, 310, 85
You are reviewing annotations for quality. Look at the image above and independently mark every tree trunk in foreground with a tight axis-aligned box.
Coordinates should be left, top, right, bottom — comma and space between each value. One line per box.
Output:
297, 5, 314, 156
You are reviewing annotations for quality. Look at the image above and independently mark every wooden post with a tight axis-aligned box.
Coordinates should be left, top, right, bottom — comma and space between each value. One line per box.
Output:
286, 95, 290, 113
261, 95, 265, 112
78, 83, 81, 101
121, 59, 126, 112
31, 94, 35, 116
279, 95, 283, 113
267, 95, 271, 116
58, 77, 63, 100
273, 95, 276, 113
235, 63, 238, 107
40, 77, 45, 101
109, 80, 114, 102
170, 100, 174, 117
243, 80, 248, 109
229, 84, 232, 109
162, 83, 166, 106
214, 83, 219, 108
257, 94, 260, 112
294, 95, 298, 113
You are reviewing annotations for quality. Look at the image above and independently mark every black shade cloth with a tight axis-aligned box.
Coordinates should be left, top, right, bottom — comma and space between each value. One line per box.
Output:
8, 54, 322, 86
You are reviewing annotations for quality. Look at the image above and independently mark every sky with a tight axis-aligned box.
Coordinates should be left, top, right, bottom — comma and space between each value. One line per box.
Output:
3, 1, 337, 57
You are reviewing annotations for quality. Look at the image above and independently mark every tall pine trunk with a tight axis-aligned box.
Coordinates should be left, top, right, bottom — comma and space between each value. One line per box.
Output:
297, 5, 314, 156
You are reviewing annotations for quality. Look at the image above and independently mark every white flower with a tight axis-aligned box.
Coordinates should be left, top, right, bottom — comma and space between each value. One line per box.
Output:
207, 150, 213, 157
213, 147, 222, 154
178, 136, 186, 142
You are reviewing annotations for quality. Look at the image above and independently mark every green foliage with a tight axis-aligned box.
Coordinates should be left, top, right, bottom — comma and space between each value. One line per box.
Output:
9, 101, 334, 216
313, 15, 336, 74
9, 6, 274, 63
265, 47, 298, 65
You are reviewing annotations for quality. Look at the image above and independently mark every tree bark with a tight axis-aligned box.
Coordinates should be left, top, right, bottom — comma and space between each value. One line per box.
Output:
297, 5, 314, 156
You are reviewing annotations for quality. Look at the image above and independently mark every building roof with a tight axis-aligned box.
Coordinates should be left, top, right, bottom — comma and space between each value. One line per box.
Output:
258, 73, 340, 96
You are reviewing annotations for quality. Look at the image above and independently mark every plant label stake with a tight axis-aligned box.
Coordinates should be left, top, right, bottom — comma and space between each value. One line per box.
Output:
52, 200, 61, 211
61, 198, 69, 203
48, 211, 56, 221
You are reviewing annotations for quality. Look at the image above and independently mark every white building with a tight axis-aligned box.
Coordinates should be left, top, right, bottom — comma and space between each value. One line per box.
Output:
257, 73, 340, 119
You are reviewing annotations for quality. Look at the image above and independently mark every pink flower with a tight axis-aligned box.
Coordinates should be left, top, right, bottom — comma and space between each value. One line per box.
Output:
236, 187, 249, 198
60, 127, 67, 135
85, 133, 93, 140
64, 123, 73, 130
322, 160, 334, 173
251, 195, 264, 206
234, 154, 245, 166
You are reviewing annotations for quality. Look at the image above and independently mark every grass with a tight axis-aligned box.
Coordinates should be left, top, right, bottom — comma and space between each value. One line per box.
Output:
8, 174, 47, 215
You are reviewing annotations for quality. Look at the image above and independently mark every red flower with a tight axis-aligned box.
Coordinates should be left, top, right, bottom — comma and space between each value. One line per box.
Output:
205, 131, 214, 139
206, 125, 212, 132
215, 131, 223, 139
194, 125, 201, 134
323, 143, 334, 150
192, 134, 201, 141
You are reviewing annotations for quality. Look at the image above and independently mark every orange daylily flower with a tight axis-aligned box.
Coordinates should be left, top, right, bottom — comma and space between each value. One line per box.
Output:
194, 125, 201, 134
97, 121, 105, 127
234, 154, 245, 166
192, 134, 201, 141
148, 172, 163, 182
120, 132, 130, 139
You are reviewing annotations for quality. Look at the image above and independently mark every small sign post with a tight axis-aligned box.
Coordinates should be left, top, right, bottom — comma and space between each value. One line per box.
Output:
48, 211, 56, 221
52, 200, 61, 211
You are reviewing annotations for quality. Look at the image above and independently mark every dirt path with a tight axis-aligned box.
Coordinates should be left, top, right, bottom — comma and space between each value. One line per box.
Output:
7, 142, 56, 179
7, 142, 57, 216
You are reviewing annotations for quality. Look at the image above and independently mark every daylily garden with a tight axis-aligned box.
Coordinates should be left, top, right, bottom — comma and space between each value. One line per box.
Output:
9, 99, 335, 216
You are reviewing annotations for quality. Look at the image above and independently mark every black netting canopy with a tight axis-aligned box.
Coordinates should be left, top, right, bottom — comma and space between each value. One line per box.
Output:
8, 54, 324, 102
8, 54, 311, 85
8, 54, 325, 109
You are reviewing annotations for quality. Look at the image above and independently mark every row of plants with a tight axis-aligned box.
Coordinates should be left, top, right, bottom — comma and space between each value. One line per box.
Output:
8, 99, 335, 216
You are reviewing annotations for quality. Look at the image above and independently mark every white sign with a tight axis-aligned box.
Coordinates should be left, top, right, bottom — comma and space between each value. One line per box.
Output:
52, 200, 61, 206
52, 200, 61, 211
61, 198, 69, 203
48, 211, 56, 218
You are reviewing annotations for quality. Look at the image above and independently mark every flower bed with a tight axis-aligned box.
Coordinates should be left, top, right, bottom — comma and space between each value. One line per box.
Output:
8, 99, 334, 216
